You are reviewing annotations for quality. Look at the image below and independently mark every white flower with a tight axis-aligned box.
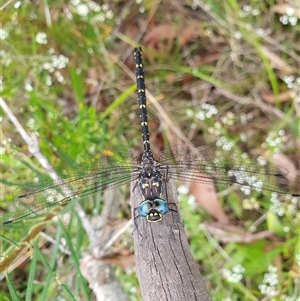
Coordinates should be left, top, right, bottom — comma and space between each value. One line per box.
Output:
0, 29, 9, 40
35, 32, 48, 44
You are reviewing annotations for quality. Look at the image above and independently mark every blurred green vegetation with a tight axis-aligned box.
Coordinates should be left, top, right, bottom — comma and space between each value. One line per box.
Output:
0, 0, 299, 300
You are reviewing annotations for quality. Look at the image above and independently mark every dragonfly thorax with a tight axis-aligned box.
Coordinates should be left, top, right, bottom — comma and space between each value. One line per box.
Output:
138, 150, 164, 199
138, 173, 163, 199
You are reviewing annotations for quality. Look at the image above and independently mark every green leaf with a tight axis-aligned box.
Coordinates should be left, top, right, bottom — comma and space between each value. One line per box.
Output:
267, 211, 284, 236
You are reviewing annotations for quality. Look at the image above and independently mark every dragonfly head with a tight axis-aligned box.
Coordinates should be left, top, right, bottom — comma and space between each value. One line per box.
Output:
138, 199, 169, 223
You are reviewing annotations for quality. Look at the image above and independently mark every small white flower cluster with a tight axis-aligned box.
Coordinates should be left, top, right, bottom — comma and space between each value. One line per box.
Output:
240, 185, 251, 195
187, 194, 197, 209
194, 103, 218, 121
207, 121, 222, 136
239, 5, 260, 18
0, 28, 9, 40
39, 51, 69, 86
216, 136, 235, 151
0, 146, 6, 155
239, 133, 247, 142
178, 185, 197, 209
22, 51, 69, 90
263, 130, 286, 153
255, 28, 267, 37
26, 118, 36, 130
257, 156, 267, 166
280, 295, 300, 301
0, 49, 12, 67
0, 76, 3, 92
51, 54, 69, 70
240, 112, 254, 124
35, 32, 48, 44
71, 0, 113, 22
243, 197, 260, 210
223, 264, 245, 283
287, 197, 300, 222
286, 195, 300, 216
0, 136, 12, 155
177, 185, 189, 195
269, 192, 285, 216
279, 7, 298, 26
14, 1, 21, 8
234, 31, 242, 40
190, 0, 211, 11
136, 0, 145, 14
228, 167, 263, 195
283, 75, 300, 90
258, 265, 279, 298
221, 112, 235, 126
24, 79, 33, 92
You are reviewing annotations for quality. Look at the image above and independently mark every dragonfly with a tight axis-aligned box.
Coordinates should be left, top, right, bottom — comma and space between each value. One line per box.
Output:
1, 48, 299, 230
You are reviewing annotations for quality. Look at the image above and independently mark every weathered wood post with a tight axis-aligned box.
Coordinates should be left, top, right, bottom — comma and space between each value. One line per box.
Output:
131, 177, 212, 301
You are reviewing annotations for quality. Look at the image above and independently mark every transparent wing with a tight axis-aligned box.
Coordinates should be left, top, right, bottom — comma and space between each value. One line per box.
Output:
1, 149, 140, 225
158, 144, 300, 196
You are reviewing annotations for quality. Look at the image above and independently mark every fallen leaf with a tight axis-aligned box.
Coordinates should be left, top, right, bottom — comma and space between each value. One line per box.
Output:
144, 22, 210, 51
144, 24, 178, 49
189, 172, 229, 224
273, 153, 298, 180
178, 22, 204, 46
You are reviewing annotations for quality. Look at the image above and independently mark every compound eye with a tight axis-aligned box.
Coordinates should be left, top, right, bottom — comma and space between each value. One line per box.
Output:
138, 200, 152, 217
153, 199, 169, 215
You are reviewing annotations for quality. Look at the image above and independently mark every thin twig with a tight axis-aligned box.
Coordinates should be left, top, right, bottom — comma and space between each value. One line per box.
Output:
0, 0, 14, 11
101, 220, 132, 253
214, 87, 285, 119
200, 223, 231, 261
39, 232, 71, 256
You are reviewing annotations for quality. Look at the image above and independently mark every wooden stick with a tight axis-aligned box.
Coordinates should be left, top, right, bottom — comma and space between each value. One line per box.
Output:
131, 176, 211, 301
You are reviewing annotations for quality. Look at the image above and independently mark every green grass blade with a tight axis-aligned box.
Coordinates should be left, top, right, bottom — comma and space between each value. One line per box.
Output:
6, 272, 21, 301
178, 66, 229, 89
25, 241, 38, 301
101, 84, 136, 119
70, 67, 85, 104
58, 218, 90, 300
40, 226, 63, 301
35, 246, 77, 301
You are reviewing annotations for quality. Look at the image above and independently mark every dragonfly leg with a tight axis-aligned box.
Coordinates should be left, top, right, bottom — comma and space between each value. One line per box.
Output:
131, 181, 138, 193
167, 203, 183, 239
132, 207, 145, 244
